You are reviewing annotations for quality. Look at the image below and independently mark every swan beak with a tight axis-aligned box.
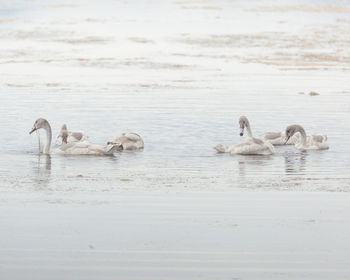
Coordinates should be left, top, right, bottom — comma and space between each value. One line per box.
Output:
239, 127, 244, 136
284, 136, 290, 144
29, 127, 37, 134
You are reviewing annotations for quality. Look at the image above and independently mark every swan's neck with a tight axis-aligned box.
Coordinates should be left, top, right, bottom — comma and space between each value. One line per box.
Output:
245, 122, 253, 138
296, 126, 307, 147
44, 123, 52, 154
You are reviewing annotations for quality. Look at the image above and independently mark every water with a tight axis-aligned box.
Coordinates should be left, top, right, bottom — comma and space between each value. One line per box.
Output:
1, 0, 349, 193
1, 0, 350, 279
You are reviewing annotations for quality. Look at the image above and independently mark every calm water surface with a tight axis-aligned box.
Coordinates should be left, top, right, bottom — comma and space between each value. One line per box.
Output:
0, 0, 349, 194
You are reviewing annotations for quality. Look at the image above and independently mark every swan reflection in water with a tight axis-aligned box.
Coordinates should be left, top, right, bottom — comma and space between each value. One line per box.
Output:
33, 154, 51, 187
283, 151, 307, 175
236, 151, 308, 180
237, 155, 273, 180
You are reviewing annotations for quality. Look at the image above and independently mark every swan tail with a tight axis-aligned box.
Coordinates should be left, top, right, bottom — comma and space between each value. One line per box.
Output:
214, 144, 227, 153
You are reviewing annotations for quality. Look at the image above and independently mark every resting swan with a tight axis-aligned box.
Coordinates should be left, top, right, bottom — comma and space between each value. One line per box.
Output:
108, 133, 144, 150
30, 118, 122, 155
285, 124, 329, 151
55, 124, 88, 145
214, 116, 275, 155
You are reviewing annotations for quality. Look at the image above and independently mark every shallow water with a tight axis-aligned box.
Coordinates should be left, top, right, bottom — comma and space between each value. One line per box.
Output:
1, 0, 350, 193
1, 0, 350, 279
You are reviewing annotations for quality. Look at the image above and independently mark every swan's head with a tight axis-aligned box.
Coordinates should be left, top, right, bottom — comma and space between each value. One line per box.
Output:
285, 124, 300, 144
238, 116, 249, 136
61, 124, 67, 131
29, 118, 49, 134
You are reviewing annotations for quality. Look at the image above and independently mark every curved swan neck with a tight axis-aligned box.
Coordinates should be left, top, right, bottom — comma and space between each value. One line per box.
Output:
44, 122, 52, 154
245, 121, 253, 137
296, 125, 307, 146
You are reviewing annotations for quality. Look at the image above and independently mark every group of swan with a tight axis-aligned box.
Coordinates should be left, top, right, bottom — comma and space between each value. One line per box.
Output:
214, 116, 328, 155
30, 116, 328, 157
29, 118, 144, 156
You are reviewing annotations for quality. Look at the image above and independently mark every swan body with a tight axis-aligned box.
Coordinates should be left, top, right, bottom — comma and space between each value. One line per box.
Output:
259, 131, 299, 145
55, 124, 88, 145
215, 137, 275, 155
30, 118, 121, 155
307, 134, 328, 144
108, 133, 144, 150
285, 124, 329, 151
214, 116, 275, 155
55, 140, 121, 156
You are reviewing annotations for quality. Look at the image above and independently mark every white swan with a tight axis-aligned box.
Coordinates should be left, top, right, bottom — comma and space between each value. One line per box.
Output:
30, 118, 122, 155
214, 116, 275, 155
108, 133, 144, 150
55, 124, 88, 145
285, 124, 329, 151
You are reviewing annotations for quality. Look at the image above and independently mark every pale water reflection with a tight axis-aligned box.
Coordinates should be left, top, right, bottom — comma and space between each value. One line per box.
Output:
284, 152, 307, 175
32, 155, 51, 189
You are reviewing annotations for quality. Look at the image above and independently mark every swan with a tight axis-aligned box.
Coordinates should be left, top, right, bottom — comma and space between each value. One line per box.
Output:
214, 116, 275, 155
260, 130, 326, 146
30, 118, 122, 155
108, 133, 144, 150
285, 124, 329, 151
55, 124, 88, 145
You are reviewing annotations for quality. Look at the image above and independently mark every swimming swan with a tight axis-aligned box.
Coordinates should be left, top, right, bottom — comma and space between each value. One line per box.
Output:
30, 118, 122, 155
55, 124, 88, 145
285, 124, 329, 151
108, 133, 144, 150
214, 116, 275, 155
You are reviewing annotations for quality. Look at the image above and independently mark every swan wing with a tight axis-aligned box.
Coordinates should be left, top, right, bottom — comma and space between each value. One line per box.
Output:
124, 133, 142, 142
114, 133, 144, 150
260, 132, 282, 140
57, 141, 91, 154
309, 134, 327, 143
294, 134, 328, 150
55, 131, 88, 145
71, 132, 85, 141
213, 144, 232, 153
57, 141, 120, 155
232, 138, 274, 155
87, 143, 121, 155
